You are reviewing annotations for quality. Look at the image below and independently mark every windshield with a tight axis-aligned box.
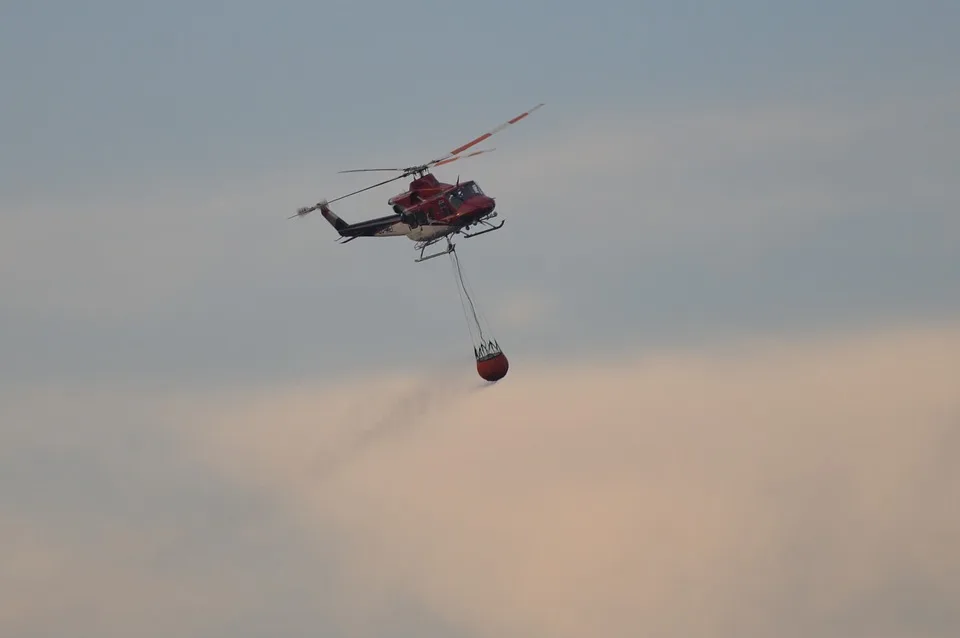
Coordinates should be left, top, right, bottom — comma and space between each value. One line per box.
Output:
447, 181, 483, 210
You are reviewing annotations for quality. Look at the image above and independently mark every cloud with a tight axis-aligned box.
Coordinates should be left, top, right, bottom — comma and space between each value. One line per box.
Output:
3, 321, 959, 636
489, 288, 553, 330
0, 162, 338, 320
0, 382, 349, 638
177, 320, 960, 638
0, 515, 221, 637
479, 94, 960, 257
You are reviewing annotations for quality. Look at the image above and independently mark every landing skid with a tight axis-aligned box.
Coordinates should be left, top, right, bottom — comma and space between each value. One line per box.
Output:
412, 214, 504, 262
461, 219, 504, 238
414, 236, 455, 263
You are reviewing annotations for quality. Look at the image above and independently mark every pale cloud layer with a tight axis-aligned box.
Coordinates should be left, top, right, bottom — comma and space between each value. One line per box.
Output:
189, 321, 960, 637
5, 321, 956, 637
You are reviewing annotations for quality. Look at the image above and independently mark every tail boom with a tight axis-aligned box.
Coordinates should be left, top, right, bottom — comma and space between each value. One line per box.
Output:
317, 200, 347, 232
318, 200, 407, 238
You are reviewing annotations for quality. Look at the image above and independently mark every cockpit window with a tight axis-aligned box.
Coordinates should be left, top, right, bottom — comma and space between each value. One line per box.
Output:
459, 182, 482, 197
447, 182, 483, 210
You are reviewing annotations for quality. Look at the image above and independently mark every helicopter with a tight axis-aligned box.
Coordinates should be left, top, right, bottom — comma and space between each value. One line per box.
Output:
290, 103, 543, 262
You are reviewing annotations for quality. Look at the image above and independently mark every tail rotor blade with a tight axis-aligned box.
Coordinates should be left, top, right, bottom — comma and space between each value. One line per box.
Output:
289, 204, 317, 219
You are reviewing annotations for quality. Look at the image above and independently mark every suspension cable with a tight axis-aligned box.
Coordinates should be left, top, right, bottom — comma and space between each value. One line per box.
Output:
454, 251, 494, 344
448, 249, 479, 346
450, 248, 486, 344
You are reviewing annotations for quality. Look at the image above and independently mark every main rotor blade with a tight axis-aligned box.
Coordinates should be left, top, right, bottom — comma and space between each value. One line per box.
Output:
431, 148, 496, 168
328, 172, 409, 204
307, 103, 543, 215
337, 168, 407, 174
427, 103, 543, 166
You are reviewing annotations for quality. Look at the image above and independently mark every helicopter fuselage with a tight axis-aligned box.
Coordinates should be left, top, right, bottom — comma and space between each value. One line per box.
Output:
318, 173, 497, 245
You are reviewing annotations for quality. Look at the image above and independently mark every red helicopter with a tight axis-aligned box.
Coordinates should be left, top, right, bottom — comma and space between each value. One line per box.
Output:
290, 103, 543, 262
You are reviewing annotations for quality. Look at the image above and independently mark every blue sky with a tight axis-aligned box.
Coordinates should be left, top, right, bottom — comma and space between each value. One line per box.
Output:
2, 2, 960, 637
4, 0, 957, 200
2, 0, 958, 385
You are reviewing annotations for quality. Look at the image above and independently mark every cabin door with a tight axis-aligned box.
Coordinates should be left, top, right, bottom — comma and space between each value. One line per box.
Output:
435, 197, 451, 220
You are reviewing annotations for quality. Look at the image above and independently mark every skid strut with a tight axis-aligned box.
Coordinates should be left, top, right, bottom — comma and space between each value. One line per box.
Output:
412, 213, 504, 262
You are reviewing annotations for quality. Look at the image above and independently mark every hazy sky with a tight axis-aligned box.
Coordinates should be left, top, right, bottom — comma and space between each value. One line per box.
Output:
2, 2, 959, 637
